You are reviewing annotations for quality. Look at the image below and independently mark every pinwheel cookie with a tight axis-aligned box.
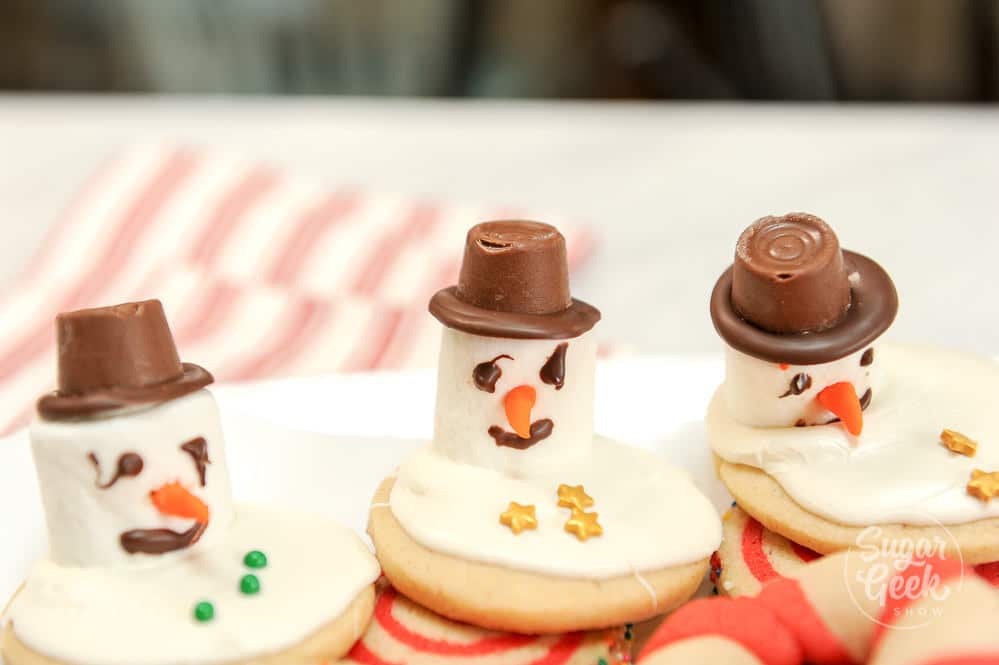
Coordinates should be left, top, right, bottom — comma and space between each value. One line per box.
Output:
640, 551, 999, 665
341, 586, 632, 665
713, 505, 999, 599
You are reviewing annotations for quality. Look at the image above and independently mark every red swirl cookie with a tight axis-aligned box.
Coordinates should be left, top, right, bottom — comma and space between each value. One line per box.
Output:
715, 506, 999, 598
713, 506, 821, 597
340, 587, 631, 665
642, 552, 999, 665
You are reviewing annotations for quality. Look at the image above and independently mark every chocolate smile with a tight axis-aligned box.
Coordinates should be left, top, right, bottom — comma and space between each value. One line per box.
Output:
488, 419, 554, 450
120, 521, 207, 555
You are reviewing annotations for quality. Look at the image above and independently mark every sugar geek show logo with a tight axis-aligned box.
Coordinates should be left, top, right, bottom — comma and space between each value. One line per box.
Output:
842, 515, 964, 631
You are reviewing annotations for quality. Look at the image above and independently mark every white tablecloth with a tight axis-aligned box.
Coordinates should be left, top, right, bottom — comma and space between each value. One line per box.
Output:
1, 96, 996, 356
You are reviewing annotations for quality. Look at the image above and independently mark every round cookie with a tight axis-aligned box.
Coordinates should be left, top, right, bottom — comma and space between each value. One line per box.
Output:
718, 459, 999, 565
341, 586, 631, 665
708, 215, 999, 569
369, 478, 709, 634
373, 221, 720, 634
4, 587, 374, 665
714, 505, 999, 597
2, 301, 379, 665
713, 506, 820, 597
641, 551, 985, 665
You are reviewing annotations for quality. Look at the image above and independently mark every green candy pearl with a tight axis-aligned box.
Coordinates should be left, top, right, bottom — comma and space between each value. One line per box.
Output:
243, 550, 268, 569
597, 658, 608, 665
240, 574, 261, 595
194, 601, 215, 622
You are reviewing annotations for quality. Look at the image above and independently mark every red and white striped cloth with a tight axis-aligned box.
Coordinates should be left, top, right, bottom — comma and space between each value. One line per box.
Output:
0, 145, 595, 437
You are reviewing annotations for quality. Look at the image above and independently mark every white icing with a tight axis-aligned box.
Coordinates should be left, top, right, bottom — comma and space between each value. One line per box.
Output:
709, 343, 999, 526
5, 504, 380, 665
390, 440, 721, 578
723, 342, 881, 428
433, 328, 596, 476
9, 389, 380, 664
30, 391, 235, 567
632, 570, 659, 610
393, 324, 720, 578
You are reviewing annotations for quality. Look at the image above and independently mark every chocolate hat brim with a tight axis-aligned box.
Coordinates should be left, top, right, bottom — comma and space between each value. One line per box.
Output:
429, 286, 601, 339
711, 251, 898, 365
37, 363, 214, 420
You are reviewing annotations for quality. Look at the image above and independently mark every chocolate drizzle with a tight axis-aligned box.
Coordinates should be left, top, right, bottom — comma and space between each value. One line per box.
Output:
180, 436, 210, 487
860, 388, 873, 410
472, 355, 513, 393
488, 419, 554, 450
89, 452, 144, 490
779, 373, 813, 398
860, 348, 874, 366
824, 388, 874, 425
120, 522, 207, 555
540, 343, 569, 390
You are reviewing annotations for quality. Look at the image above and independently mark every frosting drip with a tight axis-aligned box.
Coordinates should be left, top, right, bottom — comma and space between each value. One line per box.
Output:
4, 504, 379, 665
709, 343, 999, 526
389, 439, 721, 578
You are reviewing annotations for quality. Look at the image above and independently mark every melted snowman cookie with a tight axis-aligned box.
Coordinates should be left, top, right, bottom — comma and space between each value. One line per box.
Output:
2, 300, 379, 665
372, 221, 721, 633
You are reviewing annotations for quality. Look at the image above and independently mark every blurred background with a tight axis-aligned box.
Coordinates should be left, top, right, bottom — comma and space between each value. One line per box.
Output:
1, 0, 998, 436
3, 0, 999, 101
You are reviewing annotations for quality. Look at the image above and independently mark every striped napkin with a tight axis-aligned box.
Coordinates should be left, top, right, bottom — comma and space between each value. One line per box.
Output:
0, 145, 594, 437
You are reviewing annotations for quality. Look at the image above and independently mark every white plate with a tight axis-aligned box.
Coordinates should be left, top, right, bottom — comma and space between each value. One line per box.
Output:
0, 354, 732, 640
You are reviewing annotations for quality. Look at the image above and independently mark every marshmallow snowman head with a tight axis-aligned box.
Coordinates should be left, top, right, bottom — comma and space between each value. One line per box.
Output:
429, 221, 601, 476
710, 214, 898, 435
722, 342, 883, 429
433, 327, 597, 476
31, 300, 234, 567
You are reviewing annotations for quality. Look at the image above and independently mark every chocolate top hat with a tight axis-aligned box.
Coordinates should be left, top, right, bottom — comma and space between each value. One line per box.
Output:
710, 213, 898, 365
429, 220, 601, 339
37, 299, 213, 420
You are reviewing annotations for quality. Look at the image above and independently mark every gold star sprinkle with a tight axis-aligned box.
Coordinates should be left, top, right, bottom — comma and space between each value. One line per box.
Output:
499, 502, 538, 534
941, 429, 977, 457
557, 484, 594, 511
564, 508, 603, 541
968, 470, 999, 503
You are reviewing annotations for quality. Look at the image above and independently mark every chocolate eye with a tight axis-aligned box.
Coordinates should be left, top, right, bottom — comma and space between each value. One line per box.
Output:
89, 452, 144, 490
779, 373, 812, 398
473, 355, 513, 393
540, 343, 569, 391
860, 348, 874, 366
181, 437, 211, 487
117, 453, 144, 477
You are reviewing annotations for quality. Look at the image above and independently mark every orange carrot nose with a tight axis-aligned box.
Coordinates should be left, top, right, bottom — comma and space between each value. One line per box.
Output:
817, 382, 863, 436
504, 385, 537, 439
150, 482, 210, 524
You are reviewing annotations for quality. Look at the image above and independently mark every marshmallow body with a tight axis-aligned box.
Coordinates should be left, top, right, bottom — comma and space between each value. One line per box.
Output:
723, 342, 881, 428
30, 390, 234, 567
433, 326, 596, 476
